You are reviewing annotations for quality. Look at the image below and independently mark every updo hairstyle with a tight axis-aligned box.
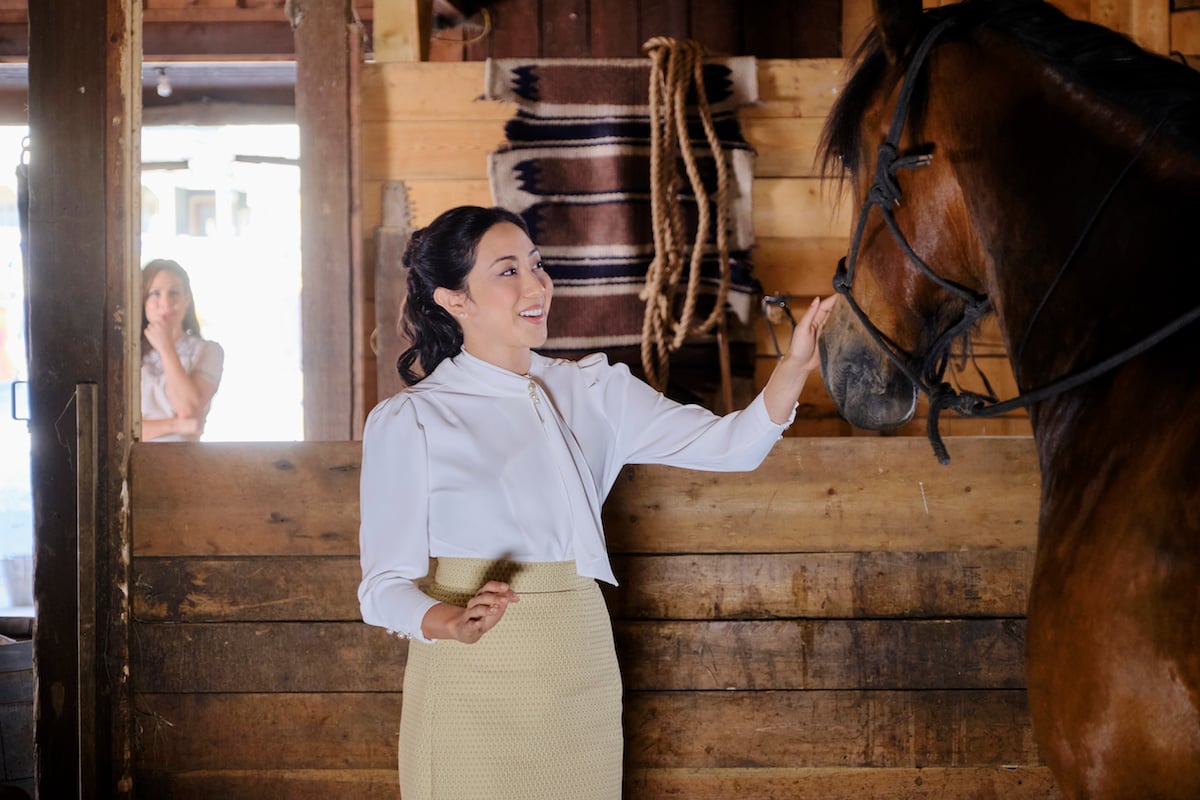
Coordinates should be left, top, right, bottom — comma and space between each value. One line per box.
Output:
396, 205, 530, 385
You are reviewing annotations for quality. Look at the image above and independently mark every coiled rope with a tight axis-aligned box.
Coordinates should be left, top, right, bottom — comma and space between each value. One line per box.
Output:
640, 37, 733, 392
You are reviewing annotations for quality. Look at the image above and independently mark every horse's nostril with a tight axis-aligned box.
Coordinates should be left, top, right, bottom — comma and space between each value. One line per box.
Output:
830, 352, 918, 431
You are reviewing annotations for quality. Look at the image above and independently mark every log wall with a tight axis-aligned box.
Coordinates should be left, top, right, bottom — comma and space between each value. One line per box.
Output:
129, 437, 1058, 798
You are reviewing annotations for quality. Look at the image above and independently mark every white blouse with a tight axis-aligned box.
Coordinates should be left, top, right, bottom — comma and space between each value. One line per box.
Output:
357, 348, 794, 641
141, 334, 224, 442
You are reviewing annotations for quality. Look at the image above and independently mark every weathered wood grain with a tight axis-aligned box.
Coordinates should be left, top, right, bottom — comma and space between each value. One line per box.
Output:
133, 690, 1040, 771
616, 619, 1026, 691
360, 175, 853, 236
359, 120, 507, 180
130, 618, 1023, 693
133, 557, 364, 621
753, 236, 848, 297
1171, 8, 1200, 54
132, 622, 404, 693
131, 437, 1040, 556
130, 442, 361, 557
624, 690, 1042, 768
134, 693, 401, 771
359, 59, 846, 122
134, 765, 1061, 800
627, 766, 1061, 799
610, 550, 1033, 618
132, 549, 1032, 622
603, 437, 1040, 553
134, 770, 401, 800
358, 116, 828, 181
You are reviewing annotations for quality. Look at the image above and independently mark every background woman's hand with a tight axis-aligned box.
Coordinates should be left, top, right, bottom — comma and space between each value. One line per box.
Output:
785, 295, 838, 371
144, 319, 175, 355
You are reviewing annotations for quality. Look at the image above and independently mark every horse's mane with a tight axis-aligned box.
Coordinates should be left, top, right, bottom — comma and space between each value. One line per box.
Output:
820, 0, 1200, 179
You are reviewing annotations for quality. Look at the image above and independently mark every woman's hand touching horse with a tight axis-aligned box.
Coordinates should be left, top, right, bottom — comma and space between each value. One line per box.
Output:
762, 295, 838, 424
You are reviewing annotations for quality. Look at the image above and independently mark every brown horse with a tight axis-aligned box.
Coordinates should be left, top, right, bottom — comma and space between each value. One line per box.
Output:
817, 0, 1200, 797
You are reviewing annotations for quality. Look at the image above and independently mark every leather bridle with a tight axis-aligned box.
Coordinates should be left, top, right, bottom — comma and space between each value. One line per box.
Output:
830, 17, 1200, 463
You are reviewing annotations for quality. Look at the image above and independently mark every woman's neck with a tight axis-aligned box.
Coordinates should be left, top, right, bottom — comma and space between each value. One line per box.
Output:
462, 342, 532, 376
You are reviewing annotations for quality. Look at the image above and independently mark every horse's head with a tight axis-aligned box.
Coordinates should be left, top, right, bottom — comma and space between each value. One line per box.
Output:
819, 0, 990, 430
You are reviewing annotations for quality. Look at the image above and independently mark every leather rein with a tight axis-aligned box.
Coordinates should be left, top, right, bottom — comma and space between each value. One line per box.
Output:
831, 18, 1200, 463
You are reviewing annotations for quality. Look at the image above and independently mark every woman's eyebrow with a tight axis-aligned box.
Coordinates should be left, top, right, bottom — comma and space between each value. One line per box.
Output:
488, 248, 540, 267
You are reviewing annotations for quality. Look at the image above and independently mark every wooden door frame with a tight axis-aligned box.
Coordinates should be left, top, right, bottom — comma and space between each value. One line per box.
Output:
26, 1, 139, 797
294, 0, 367, 440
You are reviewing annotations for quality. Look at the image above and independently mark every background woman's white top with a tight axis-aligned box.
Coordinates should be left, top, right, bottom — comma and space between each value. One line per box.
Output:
141, 333, 224, 442
358, 348, 794, 641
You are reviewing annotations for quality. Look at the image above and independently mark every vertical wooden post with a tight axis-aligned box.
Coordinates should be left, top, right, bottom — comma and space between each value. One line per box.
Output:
26, 0, 139, 797
374, 0, 434, 62
294, 0, 364, 439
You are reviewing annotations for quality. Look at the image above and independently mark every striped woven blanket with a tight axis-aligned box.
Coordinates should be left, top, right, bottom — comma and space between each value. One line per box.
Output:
484, 57, 760, 406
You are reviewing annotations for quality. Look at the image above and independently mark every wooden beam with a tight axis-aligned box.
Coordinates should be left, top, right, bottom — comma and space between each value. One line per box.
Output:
26, 0, 139, 796
294, 0, 362, 439
129, 618, 1026, 692
134, 765, 1060, 800
131, 549, 1033, 622
1171, 9, 1200, 55
1092, 0, 1170, 53
373, 0, 434, 62
626, 766, 1060, 799
131, 689, 1041, 770
129, 437, 1039, 557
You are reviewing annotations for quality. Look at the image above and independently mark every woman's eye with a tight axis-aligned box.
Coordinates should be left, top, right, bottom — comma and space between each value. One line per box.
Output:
533, 261, 545, 271
500, 267, 517, 276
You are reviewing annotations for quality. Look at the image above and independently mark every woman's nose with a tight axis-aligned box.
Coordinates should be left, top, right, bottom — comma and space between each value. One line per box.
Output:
520, 270, 542, 297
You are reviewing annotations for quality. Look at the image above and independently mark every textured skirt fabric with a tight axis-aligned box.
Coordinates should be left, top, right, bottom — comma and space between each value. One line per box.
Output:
399, 558, 623, 800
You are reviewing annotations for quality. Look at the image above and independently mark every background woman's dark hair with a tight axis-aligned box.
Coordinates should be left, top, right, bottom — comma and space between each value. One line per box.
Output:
141, 259, 202, 353
397, 205, 530, 385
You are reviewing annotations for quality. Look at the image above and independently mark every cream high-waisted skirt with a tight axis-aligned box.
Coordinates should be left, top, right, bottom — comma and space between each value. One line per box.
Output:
399, 558, 623, 800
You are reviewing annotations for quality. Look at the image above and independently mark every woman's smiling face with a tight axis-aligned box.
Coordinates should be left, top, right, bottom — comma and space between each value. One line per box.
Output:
443, 221, 553, 373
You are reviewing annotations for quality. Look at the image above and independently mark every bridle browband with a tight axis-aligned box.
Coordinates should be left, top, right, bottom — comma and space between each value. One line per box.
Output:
831, 16, 1200, 464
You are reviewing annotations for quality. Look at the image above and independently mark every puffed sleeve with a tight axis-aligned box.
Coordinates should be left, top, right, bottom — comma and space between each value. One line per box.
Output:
357, 393, 440, 642
193, 339, 224, 386
580, 353, 794, 474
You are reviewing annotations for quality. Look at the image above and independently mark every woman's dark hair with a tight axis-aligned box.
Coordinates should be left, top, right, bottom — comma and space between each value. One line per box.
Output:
141, 259, 201, 353
396, 205, 530, 385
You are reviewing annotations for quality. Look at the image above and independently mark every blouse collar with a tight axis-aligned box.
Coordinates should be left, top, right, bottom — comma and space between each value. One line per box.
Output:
444, 347, 546, 396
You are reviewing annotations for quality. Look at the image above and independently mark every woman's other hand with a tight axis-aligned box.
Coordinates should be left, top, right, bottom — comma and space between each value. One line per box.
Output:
420, 580, 521, 644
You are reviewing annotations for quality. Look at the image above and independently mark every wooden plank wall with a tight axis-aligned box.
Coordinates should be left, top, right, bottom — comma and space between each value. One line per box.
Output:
129, 436, 1057, 799
360, 59, 1031, 436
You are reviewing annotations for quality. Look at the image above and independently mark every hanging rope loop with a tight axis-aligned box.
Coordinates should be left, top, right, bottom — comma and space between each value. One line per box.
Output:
639, 37, 733, 391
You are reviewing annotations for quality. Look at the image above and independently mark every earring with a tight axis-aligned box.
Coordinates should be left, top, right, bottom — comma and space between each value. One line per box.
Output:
458, 312, 465, 318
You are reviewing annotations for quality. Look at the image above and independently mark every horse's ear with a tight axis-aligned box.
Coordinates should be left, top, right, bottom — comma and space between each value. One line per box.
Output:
874, 0, 923, 62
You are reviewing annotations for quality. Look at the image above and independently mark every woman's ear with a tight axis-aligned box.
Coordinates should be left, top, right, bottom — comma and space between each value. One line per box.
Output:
433, 286, 467, 319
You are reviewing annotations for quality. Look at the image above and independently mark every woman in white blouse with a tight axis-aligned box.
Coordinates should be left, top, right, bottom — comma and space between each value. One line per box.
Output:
358, 206, 834, 800
140, 259, 223, 442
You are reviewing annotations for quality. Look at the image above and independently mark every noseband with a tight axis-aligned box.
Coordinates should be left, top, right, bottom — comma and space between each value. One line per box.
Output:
832, 17, 1200, 464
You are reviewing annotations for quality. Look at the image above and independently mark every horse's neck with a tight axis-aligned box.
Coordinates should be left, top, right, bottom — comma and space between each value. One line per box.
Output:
956, 100, 1200, 397
932, 39, 1195, 388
